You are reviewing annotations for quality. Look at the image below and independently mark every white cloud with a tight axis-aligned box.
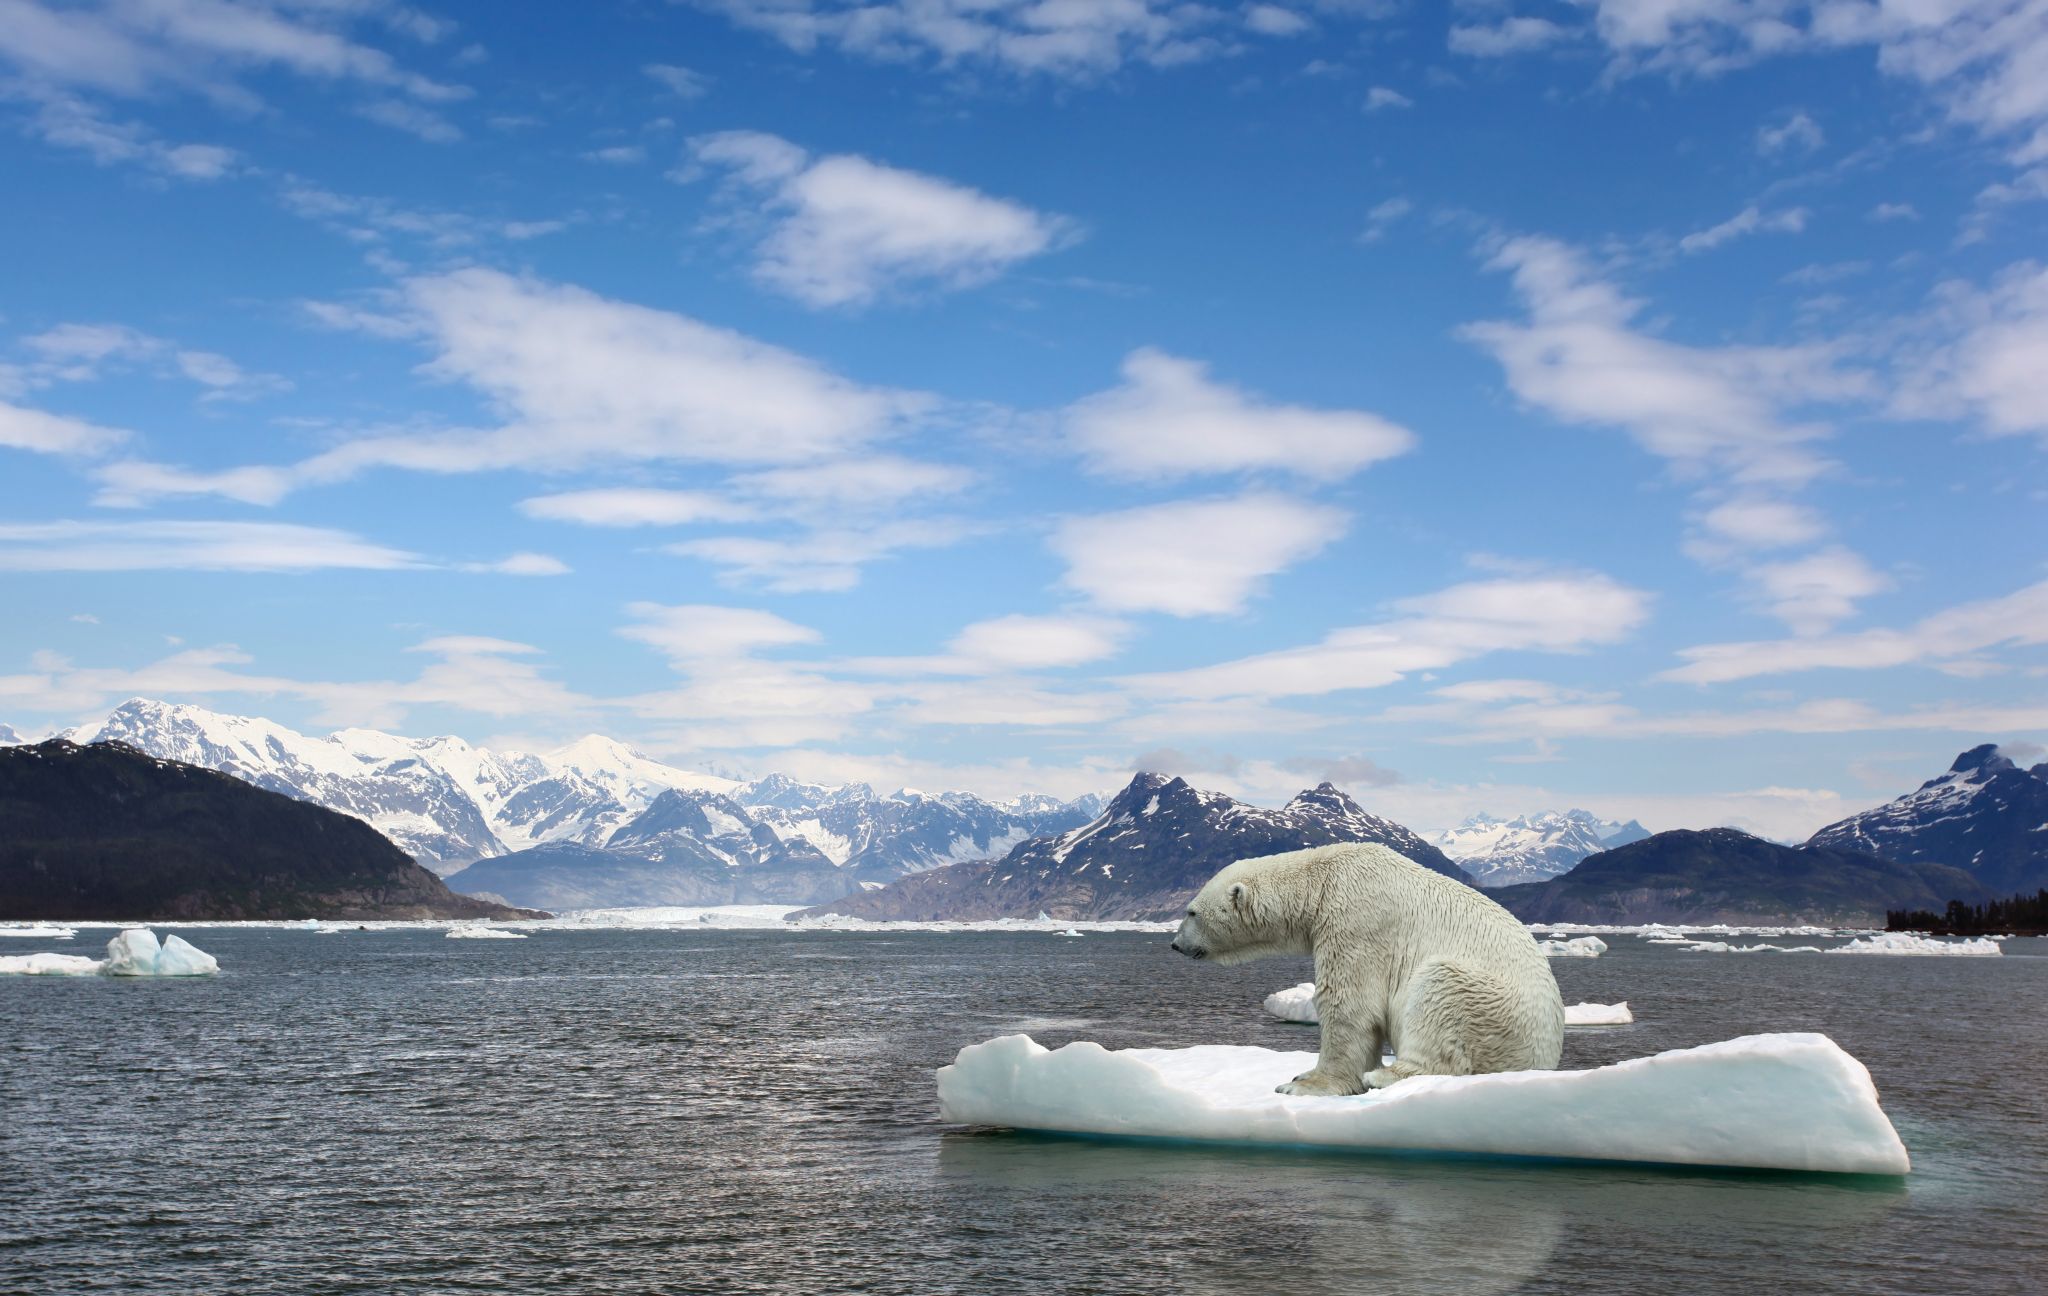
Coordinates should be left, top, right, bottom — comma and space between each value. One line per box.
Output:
1360, 195, 1412, 244
0, 0, 468, 154
944, 613, 1128, 671
90, 460, 296, 507
20, 92, 239, 179
1743, 544, 1893, 635
734, 455, 975, 509
1663, 577, 2048, 683
688, 130, 1075, 307
1868, 201, 1920, 221
1896, 261, 2048, 441
619, 603, 821, 662
644, 62, 710, 97
583, 144, 645, 165
1449, 17, 1569, 57
0, 400, 127, 456
1051, 493, 1349, 617
0, 520, 423, 572
666, 518, 972, 593
1120, 570, 1653, 699
1694, 496, 1828, 551
1677, 204, 1810, 254
697, 0, 1235, 79
1246, 5, 1311, 37
1063, 348, 1414, 482
1462, 235, 1865, 486
1756, 109, 1824, 156
518, 488, 758, 527
465, 552, 571, 576
618, 602, 873, 748
13, 321, 286, 401
355, 97, 460, 142
1364, 85, 1412, 111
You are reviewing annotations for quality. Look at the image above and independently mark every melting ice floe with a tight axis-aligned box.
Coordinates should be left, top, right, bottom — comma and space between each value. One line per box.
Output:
0, 925, 75, 939
1261, 984, 1631, 1027
1540, 936, 1606, 958
937, 1032, 1908, 1175
1829, 932, 2002, 957
0, 929, 218, 977
445, 925, 527, 940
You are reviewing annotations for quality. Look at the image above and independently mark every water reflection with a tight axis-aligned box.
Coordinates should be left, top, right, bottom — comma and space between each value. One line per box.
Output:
939, 1132, 1901, 1296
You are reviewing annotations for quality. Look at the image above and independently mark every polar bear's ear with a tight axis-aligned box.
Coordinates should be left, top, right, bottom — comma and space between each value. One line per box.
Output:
1228, 882, 1247, 909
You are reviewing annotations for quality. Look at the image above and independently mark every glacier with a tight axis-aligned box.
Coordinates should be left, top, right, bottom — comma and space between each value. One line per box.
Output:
937, 1032, 1908, 1175
0, 929, 218, 977
1262, 983, 1631, 1027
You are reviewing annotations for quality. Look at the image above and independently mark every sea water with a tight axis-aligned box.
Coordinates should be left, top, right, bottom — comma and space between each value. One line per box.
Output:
2, 928, 2043, 1295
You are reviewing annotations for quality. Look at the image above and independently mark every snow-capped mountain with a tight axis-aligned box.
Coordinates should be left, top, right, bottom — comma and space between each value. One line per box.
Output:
0, 723, 26, 745
1433, 810, 1651, 888
49, 700, 1100, 890
738, 780, 1095, 887
1808, 744, 2048, 895
808, 773, 1474, 922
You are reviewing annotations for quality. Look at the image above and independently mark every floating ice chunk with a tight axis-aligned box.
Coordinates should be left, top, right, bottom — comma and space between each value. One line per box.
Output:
1263, 982, 1319, 1024
103, 929, 220, 976
0, 925, 75, 939
0, 952, 105, 975
937, 1032, 1908, 1175
1683, 941, 1824, 954
1828, 932, 2001, 957
445, 925, 527, 940
1263, 985, 1632, 1028
1058, 929, 1083, 937
1564, 1001, 1631, 1026
1540, 936, 1606, 958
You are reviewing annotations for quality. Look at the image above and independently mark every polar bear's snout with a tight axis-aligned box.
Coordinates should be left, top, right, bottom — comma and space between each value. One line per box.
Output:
1170, 913, 1209, 959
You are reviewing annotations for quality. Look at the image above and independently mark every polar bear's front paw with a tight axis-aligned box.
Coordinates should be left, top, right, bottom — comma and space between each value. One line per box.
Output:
1275, 1070, 1361, 1097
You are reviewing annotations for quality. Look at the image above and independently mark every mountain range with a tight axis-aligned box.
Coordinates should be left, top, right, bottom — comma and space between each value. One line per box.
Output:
1807, 744, 2048, 895
804, 773, 1476, 922
0, 740, 535, 921
1488, 827, 1983, 926
1431, 810, 1651, 887
15, 701, 1101, 896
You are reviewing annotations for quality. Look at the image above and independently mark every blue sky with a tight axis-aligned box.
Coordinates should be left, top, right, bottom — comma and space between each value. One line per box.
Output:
2, 0, 2044, 838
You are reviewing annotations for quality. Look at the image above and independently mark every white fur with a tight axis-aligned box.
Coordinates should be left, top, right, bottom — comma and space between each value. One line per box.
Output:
1172, 843, 1564, 1096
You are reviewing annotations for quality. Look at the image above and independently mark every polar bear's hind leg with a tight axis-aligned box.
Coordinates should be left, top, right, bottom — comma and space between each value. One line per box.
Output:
1368, 958, 1556, 1088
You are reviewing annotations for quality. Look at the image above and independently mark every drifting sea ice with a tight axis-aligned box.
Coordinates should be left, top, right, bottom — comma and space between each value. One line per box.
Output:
0, 925, 75, 939
937, 1032, 1909, 1175
1261, 984, 1632, 1027
445, 925, 527, 940
1540, 936, 1606, 958
0, 929, 218, 977
0, 952, 105, 975
1682, 941, 1825, 954
1828, 932, 2002, 957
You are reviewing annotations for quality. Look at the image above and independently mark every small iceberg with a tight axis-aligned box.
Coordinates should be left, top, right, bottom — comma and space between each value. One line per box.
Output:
1540, 936, 1606, 958
1683, 941, 1825, 954
0, 925, 75, 940
0, 929, 218, 977
937, 1032, 1908, 1175
1828, 932, 2001, 956
0, 951, 105, 976
445, 925, 527, 940
1263, 984, 1631, 1027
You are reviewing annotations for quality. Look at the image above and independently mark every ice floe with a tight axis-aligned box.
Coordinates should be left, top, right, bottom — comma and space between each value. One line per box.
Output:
937, 1032, 1909, 1175
0, 929, 218, 977
1540, 936, 1606, 958
445, 925, 527, 940
0, 951, 105, 975
1828, 932, 2002, 957
0, 925, 75, 939
1681, 941, 1826, 954
1262, 984, 1632, 1028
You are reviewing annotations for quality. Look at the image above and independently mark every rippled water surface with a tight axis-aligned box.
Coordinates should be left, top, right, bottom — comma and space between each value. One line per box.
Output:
4, 928, 2045, 1295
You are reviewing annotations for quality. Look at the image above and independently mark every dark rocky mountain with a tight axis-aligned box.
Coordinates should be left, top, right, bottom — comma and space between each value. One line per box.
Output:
1807, 744, 2048, 895
0, 741, 535, 921
450, 788, 849, 910
1489, 827, 1984, 926
803, 772, 1474, 922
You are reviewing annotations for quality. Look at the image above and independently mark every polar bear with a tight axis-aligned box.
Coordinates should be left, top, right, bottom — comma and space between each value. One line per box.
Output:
1171, 842, 1563, 1096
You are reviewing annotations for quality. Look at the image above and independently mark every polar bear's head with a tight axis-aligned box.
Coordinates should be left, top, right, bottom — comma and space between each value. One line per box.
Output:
1170, 853, 1308, 966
